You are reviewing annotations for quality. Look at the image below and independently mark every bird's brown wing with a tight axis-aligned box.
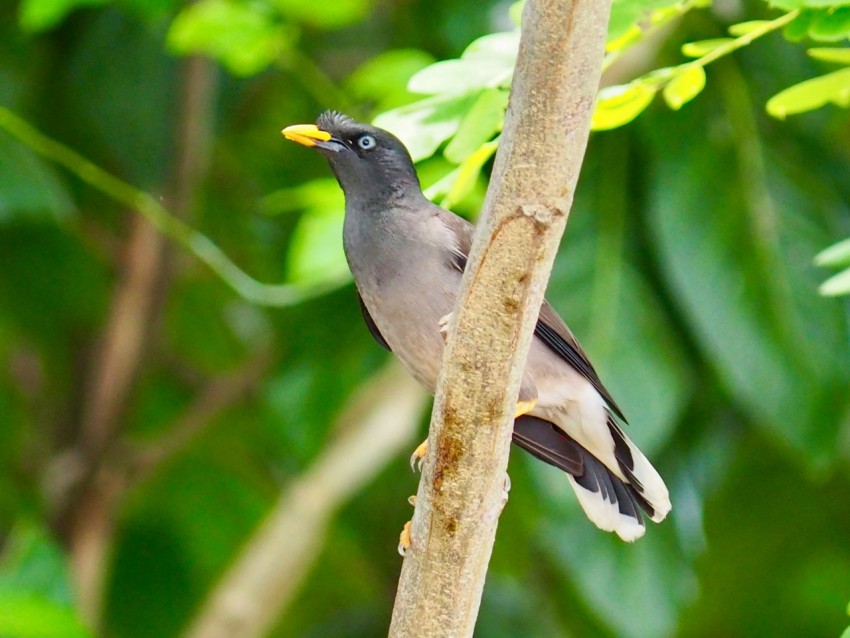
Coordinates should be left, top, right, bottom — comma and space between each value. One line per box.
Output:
436, 207, 626, 422
357, 292, 391, 351
536, 301, 626, 421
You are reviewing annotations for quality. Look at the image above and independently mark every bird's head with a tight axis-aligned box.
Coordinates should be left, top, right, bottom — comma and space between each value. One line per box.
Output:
282, 111, 423, 206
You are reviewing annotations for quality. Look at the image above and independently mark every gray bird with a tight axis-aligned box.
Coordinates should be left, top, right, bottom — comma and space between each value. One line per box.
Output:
282, 111, 671, 541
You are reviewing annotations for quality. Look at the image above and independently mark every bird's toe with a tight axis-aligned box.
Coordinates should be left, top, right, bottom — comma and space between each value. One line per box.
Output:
398, 520, 412, 557
410, 438, 428, 472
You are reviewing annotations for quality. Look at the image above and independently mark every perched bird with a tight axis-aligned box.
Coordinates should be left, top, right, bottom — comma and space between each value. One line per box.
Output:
282, 111, 671, 541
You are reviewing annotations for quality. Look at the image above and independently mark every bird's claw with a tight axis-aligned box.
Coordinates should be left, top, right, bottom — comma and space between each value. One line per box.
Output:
398, 520, 412, 557
409, 439, 428, 472
438, 313, 452, 341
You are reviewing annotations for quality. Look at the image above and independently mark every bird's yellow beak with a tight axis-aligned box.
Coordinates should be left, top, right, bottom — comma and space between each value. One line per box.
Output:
281, 124, 332, 147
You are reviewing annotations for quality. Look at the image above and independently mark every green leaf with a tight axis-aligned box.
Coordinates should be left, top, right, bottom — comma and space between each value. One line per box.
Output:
423, 167, 459, 202
0, 594, 91, 638
18, 0, 107, 32
766, 68, 850, 118
809, 6, 850, 41
441, 140, 498, 210
407, 58, 511, 95
603, 272, 693, 452
509, 0, 525, 25
536, 494, 696, 638
815, 237, 850, 267
645, 116, 850, 464
607, 0, 690, 44
373, 93, 479, 162
443, 89, 508, 163
662, 66, 706, 110
643, 65, 679, 82
462, 30, 521, 64
681, 38, 734, 58
606, 24, 643, 52
808, 47, 850, 63
784, 8, 816, 40
407, 30, 519, 96
0, 523, 75, 605
261, 178, 343, 216
728, 20, 772, 35
285, 183, 348, 287
272, 0, 372, 28
345, 49, 436, 112
592, 83, 656, 130
785, 7, 850, 41
167, 0, 292, 76
819, 266, 850, 296
545, 204, 691, 452
770, 0, 850, 11
0, 523, 91, 638
116, 0, 182, 21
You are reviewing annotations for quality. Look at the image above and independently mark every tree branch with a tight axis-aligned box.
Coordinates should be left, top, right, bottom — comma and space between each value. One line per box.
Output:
183, 361, 427, 638
65, 215, 166, 626
388, 0, 613, 635
59, 54, 218, 628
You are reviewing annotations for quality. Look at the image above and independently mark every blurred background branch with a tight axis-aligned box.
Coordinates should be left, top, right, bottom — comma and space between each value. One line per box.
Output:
184, 362, 426, 638
0, 106, 349, 307
56, 54, 219, 627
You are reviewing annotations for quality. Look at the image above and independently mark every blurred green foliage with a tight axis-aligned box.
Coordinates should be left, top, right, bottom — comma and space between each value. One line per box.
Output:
0, 0, 849, 636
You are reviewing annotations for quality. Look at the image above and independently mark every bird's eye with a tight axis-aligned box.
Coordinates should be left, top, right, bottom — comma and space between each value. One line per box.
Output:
357, 135, 376, 150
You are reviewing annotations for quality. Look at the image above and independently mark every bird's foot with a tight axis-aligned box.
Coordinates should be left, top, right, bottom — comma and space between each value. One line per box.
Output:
438, 312, 452, 342
398, 494, 416, 556
515, 398, 537, 418
398, 520, 412, 557
409, 438, 428, 472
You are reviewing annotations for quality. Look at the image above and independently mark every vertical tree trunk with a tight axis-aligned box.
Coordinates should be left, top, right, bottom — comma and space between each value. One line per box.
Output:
388, 0, 613, 635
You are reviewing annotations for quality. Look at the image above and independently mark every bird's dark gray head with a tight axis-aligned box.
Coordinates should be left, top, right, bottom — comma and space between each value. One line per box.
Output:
282, 111, 424, 207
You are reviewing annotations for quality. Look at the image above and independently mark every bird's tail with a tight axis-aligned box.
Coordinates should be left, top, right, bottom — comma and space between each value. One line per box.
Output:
513, 415, 669, 542
604, 413, 670, 524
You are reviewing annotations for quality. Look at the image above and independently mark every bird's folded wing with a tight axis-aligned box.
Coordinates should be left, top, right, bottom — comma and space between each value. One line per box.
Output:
357, 292, 392, 351
535, 302, 626, 421
436, 208, 626, 422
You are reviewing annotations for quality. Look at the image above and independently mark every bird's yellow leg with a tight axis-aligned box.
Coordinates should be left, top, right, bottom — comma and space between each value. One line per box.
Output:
409, 438, 428, 472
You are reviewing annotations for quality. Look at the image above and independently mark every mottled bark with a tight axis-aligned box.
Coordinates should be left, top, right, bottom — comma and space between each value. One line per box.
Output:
388, 0, 613, 635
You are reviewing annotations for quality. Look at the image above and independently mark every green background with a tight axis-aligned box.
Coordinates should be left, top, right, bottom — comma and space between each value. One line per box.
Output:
0, 0, 849, 635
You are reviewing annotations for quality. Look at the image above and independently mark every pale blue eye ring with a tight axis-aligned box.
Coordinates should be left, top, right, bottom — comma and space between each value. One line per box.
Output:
358, 135, 376, 150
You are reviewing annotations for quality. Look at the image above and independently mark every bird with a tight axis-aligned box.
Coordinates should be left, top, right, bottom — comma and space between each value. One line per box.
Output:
282, 111, 671, 542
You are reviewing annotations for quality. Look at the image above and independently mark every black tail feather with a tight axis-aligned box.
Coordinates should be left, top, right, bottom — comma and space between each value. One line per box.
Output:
513, 415, 653, 523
